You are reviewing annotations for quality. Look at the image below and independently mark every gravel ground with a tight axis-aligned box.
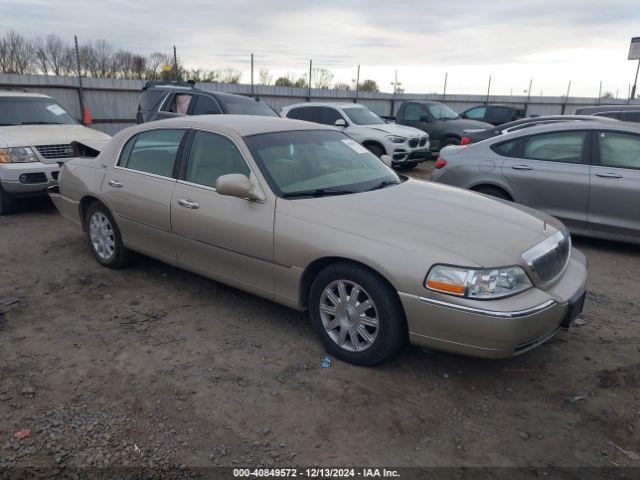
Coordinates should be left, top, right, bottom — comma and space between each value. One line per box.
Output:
0, 160, 638, 476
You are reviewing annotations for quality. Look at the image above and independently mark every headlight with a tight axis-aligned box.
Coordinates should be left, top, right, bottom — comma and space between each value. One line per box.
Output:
0, 147, 38, 163
385, 135, 406, 144
425, 264, 532, 299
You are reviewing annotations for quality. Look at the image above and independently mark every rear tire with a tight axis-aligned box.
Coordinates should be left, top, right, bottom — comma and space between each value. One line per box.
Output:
309, 262, 407, 366
0, 186, 17, 215
84, 202, 132, 268
474, 185, 512, 201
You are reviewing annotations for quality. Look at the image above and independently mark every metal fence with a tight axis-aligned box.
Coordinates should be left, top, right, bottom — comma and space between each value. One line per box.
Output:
2, 73, 638, 136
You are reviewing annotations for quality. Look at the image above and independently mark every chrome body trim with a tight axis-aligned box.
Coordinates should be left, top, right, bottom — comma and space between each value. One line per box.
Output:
417, 295, 557, 318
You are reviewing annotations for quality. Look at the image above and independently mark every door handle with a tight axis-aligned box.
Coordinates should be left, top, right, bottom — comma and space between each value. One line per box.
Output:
511, 165, 533, 171
177, 198, 200, 209
596, 172, 623, 179
108, 179, 123, 188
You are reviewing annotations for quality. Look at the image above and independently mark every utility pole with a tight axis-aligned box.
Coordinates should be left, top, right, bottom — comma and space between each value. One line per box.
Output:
354, 64, 360, 103
485, 76, 491, 105
598, 80, 602, 104
631, 59, 640, 100
307, 59, 312, 102
524, 78, 533, 116
73, 35, 87, 125
391, 69, 399, 116
561, 80, 571, 114
442, 72, 448, 102
250, 53, 254, 98
173, 45, 178, 81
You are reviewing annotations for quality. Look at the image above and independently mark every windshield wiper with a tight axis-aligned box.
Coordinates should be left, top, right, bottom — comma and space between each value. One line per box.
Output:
368, 179, 401, 191
19, 121, 64, 125
282, 188, 356, 198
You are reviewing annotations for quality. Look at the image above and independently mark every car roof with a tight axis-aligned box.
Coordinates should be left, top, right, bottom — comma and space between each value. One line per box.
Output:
123, 114, 333, 137
499, 114, 617, 130
493, 119, 640, 141
576, 104, 640, 112
143, 84, 264, 103
0, 91, 51, 98
283, 102, 368, 110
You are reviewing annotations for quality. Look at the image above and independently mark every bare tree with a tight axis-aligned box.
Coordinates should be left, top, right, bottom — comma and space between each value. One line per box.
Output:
45, 34, 65, 75
93, 39, 114, 77
259, 68, 273, 86
274, 75, 296, 87
218, 67, 241, 84
334, 82, 351, 90
0, 31, 35, 74
33, 37, 49, 74
311, 68, 334, 89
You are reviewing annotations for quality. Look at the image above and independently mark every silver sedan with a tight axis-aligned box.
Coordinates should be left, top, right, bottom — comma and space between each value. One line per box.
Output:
432, 121, 640, 245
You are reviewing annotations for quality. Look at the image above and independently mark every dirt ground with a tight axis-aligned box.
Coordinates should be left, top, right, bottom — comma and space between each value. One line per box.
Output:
0, 161, 638, 475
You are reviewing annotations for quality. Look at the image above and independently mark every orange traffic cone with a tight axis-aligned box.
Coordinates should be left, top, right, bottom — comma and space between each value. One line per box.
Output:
82, 106, 92, 125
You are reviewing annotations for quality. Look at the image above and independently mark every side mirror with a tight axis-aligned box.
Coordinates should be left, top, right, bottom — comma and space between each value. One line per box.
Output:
334, 118, 347, 127
215, 174, 264, 202
419, 115, 432, 123
380, 155, 393, 168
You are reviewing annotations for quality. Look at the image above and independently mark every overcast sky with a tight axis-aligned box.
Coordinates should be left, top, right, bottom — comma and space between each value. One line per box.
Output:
1, 0, 639, 97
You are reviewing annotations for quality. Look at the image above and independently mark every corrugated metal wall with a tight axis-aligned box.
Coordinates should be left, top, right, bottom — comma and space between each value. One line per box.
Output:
1, 73, 638, 135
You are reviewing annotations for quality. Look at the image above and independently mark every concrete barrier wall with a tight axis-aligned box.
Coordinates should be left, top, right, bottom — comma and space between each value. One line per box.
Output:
2, 73, 638, 136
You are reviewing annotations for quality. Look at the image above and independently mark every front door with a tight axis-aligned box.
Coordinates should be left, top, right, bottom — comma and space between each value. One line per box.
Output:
589, 130, 640, 240
500, 130, 590, 229
101, 128, 186, 263
171, 129, 275, 297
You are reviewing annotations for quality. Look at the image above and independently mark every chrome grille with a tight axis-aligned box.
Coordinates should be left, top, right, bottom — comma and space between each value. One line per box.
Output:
35, 144, 75, 159
522, 230, 571, 284
408, 138, 419, 148
419, 136, 428, 147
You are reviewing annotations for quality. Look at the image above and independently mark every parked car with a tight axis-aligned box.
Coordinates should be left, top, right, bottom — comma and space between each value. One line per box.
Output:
394, 100, 492, 152
461, 104, 526, 126
0, 90, 111, 214
281, 102, 430, 169
574, 104, 640, 122
460, 115, 619, 145
136, 81, 279, 124
49, 115, 587, 365
432, 120, 640, 244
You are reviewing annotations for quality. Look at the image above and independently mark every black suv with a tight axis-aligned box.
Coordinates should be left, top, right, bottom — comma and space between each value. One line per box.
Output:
136, 81, 279, 124
460, 104, 526, 126
574, 104, 640, 122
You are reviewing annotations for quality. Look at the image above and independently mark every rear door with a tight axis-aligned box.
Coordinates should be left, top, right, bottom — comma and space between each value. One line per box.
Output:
399, 102, 436, 139
500, 130, 590, 229
102, 128, 186, 263
588, 130, 640, 240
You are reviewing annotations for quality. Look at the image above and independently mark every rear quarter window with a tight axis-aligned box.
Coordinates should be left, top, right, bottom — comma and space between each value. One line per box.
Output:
490, 139, 519, 156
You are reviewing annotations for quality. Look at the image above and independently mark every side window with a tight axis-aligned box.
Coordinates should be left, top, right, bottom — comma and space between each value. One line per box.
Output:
185, 131, 250, 188
522, 131, 586, 163
287, 107, 319, 123
622, 110, 640, 122
491, 139, 519, 156
598, 131, 640, 169
192, 95, 222, 115
161, 93, 193, 114
317, 107, 344, 126
403, 103, 424, 121
486, 106, 511, 124
464, 107, 487, 120
120, 129, 184, 177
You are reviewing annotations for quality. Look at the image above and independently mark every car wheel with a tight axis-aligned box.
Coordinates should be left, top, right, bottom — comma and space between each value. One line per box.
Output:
474, 186, 512, 201
309, 262, 407, 366
84, 202, 132, 268
0, 185, 17, 215
364, 143, 386, 158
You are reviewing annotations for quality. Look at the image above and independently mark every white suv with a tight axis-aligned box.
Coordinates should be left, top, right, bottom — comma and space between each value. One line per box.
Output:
281, 103, 430, 169
0, 91, 111, 214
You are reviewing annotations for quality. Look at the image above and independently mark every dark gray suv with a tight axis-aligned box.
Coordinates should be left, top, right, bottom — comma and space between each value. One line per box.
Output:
136, 81, 279, 124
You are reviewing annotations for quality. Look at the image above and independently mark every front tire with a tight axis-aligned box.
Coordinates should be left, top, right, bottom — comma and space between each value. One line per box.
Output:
0, 186, 17, 215
309, 262, 407, 366
84, 202, 132, 268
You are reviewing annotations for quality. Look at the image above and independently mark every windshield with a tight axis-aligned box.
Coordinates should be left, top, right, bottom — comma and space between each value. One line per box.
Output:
0, 97, 77, 125
342, 107, 386, 125
221, 96, 279, 117
426, 103, 459, 120
245, 130, 401, 197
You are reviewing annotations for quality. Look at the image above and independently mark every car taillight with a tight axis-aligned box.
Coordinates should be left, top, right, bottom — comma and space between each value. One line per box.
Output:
460, 137, 470, 145
435, 158, 447, 169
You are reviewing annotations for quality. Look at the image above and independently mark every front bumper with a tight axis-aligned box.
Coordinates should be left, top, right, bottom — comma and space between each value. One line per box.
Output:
0, 162, 60, 196
388, 142, 431, 164
400, 249, 588, 359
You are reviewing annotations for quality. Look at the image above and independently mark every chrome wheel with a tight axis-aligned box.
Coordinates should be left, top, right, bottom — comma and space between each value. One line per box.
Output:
89, 212, 115, 260
319, 280, 379, 352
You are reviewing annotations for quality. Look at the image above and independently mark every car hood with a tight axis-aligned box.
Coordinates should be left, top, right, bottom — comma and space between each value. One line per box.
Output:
285, 179, 560, 268
362, 123, 427, 138
0, 125, 111, 150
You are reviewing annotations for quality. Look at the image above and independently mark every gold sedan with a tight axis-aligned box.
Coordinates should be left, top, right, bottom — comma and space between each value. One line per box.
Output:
49, 116, 587, 365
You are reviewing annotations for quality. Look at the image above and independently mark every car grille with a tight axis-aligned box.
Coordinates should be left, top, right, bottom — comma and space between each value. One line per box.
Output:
522, 230, 571, 284
35, 144, 75, 160
408, 138, 419, 148
419, 136, 428, 147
